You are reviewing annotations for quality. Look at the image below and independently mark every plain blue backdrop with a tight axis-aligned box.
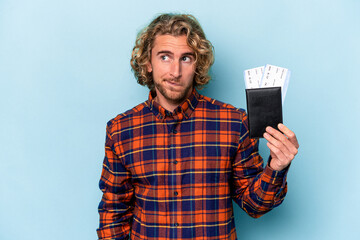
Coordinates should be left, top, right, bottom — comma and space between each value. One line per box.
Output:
1, 0, 359, 239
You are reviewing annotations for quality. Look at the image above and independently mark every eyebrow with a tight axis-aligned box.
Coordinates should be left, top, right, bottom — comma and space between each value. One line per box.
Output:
156, 50, 195, 57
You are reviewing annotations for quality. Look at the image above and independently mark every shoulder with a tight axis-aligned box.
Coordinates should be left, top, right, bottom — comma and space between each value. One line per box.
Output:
199, 94, 247, 118
106, 101, 149, 132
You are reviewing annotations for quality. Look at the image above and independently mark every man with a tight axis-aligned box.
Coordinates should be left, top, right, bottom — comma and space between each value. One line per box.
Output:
97, 14, 299, 240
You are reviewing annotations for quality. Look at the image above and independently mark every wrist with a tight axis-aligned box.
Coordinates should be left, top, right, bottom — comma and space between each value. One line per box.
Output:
269, 158, 287, 171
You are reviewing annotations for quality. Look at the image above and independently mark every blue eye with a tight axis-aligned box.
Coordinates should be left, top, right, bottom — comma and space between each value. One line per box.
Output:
182, 56, 191, 62
161, 55, 169, 61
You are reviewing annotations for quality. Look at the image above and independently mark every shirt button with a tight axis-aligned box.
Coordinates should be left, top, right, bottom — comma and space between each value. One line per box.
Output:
173, 160, 178, 165
172, 129, 177, 134
174, 223, 179, 227
174, 191, 178, 196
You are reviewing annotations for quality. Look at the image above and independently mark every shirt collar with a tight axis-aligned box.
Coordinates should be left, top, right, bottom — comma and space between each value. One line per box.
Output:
146, 88, 200, 122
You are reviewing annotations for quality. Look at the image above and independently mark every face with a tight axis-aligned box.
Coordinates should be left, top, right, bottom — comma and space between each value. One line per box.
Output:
147, 34, 196, 110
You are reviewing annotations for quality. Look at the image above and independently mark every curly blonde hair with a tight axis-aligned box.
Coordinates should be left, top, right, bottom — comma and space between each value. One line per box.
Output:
130, 13, 214, 90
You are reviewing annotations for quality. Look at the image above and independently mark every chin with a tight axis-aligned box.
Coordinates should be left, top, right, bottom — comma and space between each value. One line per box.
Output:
166, 93, 187, 103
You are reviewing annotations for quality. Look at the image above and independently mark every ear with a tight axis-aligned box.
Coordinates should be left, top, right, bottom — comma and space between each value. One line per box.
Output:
146, 61, 152, 73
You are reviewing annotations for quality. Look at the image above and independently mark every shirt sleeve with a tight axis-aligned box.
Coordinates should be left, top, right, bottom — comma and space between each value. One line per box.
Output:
231, 111, 288, 218
97, 121, 134, 239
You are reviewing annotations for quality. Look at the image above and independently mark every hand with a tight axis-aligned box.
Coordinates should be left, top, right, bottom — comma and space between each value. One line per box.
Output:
263, 123, 299, 171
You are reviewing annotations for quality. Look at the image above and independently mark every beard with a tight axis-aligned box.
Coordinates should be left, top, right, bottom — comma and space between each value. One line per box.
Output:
154, 78, 193, 106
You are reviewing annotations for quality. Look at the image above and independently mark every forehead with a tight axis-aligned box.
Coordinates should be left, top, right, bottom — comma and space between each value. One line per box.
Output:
152, 34, 193, 53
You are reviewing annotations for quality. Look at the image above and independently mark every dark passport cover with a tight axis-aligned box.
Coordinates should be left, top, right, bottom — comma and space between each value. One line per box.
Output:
246, 87, 283, 138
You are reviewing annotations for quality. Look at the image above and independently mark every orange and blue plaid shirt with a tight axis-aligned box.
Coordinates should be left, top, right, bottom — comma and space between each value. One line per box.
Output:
97, 90, 288, 240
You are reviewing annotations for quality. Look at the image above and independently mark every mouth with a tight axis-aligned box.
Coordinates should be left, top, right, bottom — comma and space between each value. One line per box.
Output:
165, 80, 181, 87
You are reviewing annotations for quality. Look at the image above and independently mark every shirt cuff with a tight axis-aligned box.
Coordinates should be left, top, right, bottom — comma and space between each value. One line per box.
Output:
262, 157, 289, 185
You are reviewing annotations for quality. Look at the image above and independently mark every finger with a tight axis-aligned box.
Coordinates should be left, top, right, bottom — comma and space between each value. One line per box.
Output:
264, 131, 296, 160
267, 142, 293, 170
265, 127, 298, 155
266, 142, 288, 163
278, 124, 299, 149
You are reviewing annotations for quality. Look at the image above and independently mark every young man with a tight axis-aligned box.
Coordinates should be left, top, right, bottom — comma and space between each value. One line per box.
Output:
97, 14, 299, 240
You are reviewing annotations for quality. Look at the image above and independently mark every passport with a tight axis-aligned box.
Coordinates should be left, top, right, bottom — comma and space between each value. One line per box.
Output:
246, 87, 283, 138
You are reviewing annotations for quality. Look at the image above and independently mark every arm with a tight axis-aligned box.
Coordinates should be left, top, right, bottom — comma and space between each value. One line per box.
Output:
97, 121, 134, 240
232, 112, 297, 218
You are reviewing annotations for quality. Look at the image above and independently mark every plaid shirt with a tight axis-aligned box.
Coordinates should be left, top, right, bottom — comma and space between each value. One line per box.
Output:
97, 90, 288, 240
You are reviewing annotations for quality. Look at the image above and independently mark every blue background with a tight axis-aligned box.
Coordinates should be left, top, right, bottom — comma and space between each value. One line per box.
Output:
1, 0, 359, 239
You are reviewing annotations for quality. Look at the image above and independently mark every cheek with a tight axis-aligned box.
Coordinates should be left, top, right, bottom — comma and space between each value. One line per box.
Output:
184, 65, 196, 78
154, 64, 171, 77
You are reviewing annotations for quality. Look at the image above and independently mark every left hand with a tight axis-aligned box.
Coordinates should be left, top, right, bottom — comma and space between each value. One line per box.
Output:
263, 123, 299, 171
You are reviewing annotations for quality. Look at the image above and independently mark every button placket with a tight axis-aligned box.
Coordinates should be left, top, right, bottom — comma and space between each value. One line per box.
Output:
167, 117, 181, 230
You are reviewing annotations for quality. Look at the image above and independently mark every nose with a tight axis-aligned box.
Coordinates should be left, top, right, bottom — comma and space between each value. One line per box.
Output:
170, 60, 182, 79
